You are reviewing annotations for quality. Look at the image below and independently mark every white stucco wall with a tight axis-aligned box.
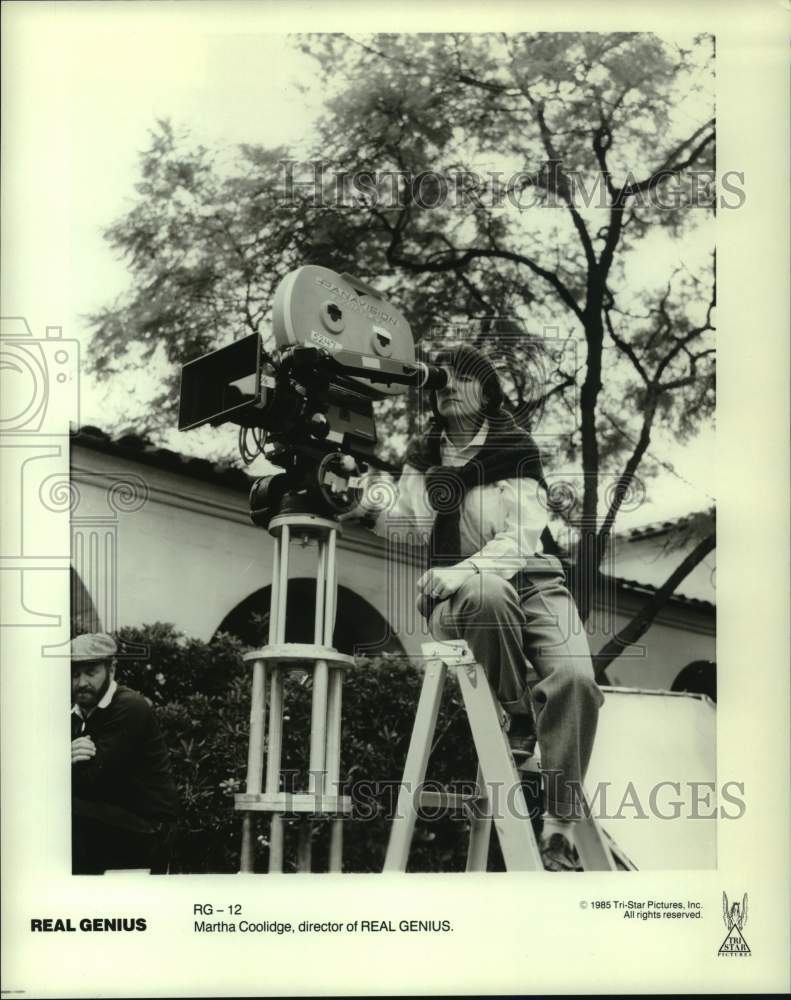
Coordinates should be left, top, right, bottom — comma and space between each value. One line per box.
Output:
70, 443, 431, 657
70, 440, 715, 690
586, 599, 715, 691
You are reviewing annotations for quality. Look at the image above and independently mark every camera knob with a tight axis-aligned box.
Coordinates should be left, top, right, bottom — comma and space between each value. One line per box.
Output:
370, 325, 393, 357
309, 412, 330, 439
320, 301, 345, 334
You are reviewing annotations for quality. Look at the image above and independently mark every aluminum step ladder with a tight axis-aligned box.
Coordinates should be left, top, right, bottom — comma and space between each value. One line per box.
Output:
384, 641, 619, 872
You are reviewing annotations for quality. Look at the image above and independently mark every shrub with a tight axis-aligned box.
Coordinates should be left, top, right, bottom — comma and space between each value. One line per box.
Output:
114, 623, 487, 873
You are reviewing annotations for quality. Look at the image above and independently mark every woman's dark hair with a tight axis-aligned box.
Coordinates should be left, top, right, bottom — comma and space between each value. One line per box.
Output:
426, 334, 552, 433
428, 345, 505, 426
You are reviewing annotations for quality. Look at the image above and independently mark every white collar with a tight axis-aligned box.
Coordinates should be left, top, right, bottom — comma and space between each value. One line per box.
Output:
72, 678, 118, 720
440, 419, 488, 458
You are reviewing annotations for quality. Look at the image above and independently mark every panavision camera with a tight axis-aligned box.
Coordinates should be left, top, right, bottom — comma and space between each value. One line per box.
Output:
178, 266, 447, 525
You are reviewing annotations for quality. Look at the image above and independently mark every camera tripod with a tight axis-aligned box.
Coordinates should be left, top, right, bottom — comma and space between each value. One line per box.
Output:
235, 493, 356, 873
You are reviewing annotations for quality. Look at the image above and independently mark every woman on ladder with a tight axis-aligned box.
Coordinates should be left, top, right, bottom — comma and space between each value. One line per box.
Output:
368, 343, 603, 871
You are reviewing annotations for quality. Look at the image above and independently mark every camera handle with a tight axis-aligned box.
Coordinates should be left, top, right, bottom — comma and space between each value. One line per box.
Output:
235, 499, 357, 873
338, 271, 385, 299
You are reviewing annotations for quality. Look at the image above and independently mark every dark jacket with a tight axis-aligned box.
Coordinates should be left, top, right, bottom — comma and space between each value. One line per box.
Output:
71, 685, 179, 828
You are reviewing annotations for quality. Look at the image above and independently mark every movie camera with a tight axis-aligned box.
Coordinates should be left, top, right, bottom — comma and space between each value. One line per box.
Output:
178, 266, 447, 525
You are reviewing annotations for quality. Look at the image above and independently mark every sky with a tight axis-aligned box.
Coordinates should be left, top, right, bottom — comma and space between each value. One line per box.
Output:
2, 9, 717, 531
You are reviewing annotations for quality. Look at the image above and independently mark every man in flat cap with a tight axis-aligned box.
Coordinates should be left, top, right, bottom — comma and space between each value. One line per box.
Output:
71, 633, 179, 874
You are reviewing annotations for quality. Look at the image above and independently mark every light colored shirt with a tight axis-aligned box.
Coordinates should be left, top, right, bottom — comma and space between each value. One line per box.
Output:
373, 421, 548, 580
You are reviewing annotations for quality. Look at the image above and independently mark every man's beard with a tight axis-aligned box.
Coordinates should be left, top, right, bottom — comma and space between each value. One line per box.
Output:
74, 670, 111, 709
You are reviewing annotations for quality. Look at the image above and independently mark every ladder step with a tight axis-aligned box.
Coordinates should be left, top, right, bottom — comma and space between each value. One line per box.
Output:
416, 790, 486, 811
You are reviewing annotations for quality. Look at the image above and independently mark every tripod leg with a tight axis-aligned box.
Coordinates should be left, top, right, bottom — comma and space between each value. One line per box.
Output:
240, 815, 255, 873
265, 526, 291, 873
268, 534, 281, 644
266, 666, 285, 873
322, 530, 345, 871
240, 656, 267, 872
326, 668, 343, 872
269, 815, 284, 872
240, 530, 281, 873
304, 534, 335, 872
465, 763, 492, 872
308, 537, 329, 797
296, 819, 312, 873
246, 657, 268, 788
275, 525, 290, 643
308, 660, 329, 795
384, 658, 447, 872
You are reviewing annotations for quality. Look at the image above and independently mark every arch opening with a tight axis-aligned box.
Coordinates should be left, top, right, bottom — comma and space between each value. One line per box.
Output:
70, 565, 101, 637
215, 579, 406, 657
671, 659, 717, 702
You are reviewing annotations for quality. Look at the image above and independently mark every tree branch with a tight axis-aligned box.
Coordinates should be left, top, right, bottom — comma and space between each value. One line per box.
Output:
532, 104, 598, 271
597, 396, 658, 540
592, 118, 618, 200
621, 121, 715, 198
604, 305, 649, 383
654, 299, 715, 383
501, 47, 599, 275
519, 374, 577, 423
380, 232, 586, 322
592, 531, 716, 681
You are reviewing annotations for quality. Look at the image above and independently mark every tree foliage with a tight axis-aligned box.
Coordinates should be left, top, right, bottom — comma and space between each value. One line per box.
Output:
88, 31, 717, 657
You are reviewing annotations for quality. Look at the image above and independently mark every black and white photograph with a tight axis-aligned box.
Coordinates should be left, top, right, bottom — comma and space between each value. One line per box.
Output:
1, 2, 788, 996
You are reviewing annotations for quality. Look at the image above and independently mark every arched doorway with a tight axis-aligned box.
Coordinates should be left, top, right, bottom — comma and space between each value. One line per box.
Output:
671, 660, 717, 702
215, 579, 406, 657
70, 566, 101, 637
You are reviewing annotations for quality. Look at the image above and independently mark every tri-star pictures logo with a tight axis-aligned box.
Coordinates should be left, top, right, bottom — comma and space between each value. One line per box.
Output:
718, 892, 750, 956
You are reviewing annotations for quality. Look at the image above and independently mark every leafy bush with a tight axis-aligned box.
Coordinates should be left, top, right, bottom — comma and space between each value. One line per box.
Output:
115, 623, 489, 873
